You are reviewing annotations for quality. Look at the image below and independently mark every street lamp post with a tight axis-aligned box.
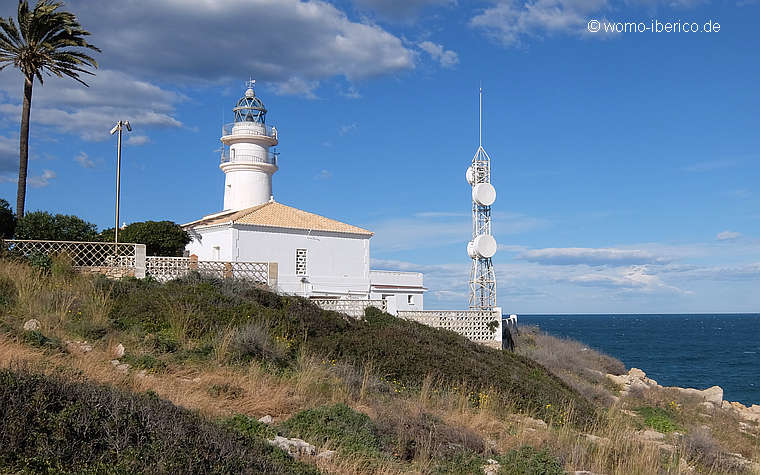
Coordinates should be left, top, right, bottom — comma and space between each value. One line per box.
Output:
110, 121, 131, 246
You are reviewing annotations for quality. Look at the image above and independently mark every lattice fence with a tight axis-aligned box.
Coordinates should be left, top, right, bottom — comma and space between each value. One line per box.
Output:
145, 256, 273, 286
397, 309, 502, 347
2, 239, 141, 277
311, 299, 387, 319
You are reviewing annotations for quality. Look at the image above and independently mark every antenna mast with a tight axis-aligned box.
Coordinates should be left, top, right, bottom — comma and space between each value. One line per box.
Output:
466, 87, 497, 311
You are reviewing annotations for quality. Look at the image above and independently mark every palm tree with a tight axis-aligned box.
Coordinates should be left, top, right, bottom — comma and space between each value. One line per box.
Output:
0, 0, 99, 218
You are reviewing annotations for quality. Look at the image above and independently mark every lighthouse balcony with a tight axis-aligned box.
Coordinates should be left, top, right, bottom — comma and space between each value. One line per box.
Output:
221, 149, 277, 166
222, 122, 277, 140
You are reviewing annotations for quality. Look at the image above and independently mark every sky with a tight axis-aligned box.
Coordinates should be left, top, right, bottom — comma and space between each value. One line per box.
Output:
0, 0, 758, 313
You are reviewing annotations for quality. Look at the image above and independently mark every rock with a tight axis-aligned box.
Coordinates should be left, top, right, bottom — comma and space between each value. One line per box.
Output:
23, 319, 40, 331
268, 436, 316, 458
136, 370, 148, 378
316, 450, 335, 461
110, 359, 120, 366
702, 386, 723, 404
115, 363, 130, 374
674, 385, 723, 404
65, 340, 92, 354
483, 459, 500, 475
258, 415, 273, 424
113, 343, 125, 359
637, 429, 665, 441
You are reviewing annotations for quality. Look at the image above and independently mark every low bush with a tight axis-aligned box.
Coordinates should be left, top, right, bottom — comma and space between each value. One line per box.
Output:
222, 413, 277, 440
635, 406, 678, 433
0, 365, 317, 474
497, 446, 564, 475
280, 403, 384, 457
231, 320, 288, 364
0, 274, 16, 308
375, 403, 484, 461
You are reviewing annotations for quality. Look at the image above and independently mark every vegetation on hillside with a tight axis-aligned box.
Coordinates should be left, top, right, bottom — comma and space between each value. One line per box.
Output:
0, 364, 316, 474
0, 258, 758, 474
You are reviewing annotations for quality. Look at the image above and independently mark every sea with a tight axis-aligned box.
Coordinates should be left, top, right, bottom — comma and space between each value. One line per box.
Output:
509, 313, 760, 406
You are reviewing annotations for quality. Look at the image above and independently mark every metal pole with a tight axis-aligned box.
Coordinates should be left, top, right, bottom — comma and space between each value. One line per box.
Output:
115, 122, 122, 246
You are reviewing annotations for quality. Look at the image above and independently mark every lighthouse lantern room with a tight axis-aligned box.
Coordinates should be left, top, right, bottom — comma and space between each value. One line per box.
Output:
220, 80, 279, 211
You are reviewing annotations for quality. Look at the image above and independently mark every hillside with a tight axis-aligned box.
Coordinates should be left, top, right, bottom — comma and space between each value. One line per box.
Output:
0, 258, 758, 474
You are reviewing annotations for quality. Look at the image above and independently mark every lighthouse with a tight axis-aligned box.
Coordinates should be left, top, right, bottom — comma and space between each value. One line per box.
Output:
220, 80, 279, 210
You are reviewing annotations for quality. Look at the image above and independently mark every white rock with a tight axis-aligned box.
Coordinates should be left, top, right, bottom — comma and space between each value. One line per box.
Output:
268, 436, 316, 458
113, 343, 125, 359
316, 450, 335, 460
115, 363, 130, 374
23, 319, 40, 331
110, 359, 120, 366
258, 415, 273, 424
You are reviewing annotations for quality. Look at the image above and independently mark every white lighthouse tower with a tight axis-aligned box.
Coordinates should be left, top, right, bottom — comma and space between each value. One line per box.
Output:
220, 80, 279, 210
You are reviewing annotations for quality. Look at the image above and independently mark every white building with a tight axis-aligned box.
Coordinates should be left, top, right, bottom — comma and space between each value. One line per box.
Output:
183, 82, 424, 313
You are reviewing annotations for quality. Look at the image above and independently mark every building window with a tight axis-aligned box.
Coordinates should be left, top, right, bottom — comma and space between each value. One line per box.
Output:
295, 248, 307, 275
407, 295, 414, 305
212, 246, 220, 260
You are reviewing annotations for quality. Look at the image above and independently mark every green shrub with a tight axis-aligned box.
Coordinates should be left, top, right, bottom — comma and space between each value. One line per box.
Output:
222, 414, 277, 440
0, 199, 15, 239
635, 406, 678, 433
21, 330, 63, 352
430, 451, 486, 474
0, 366, 317, 474
231, 321, 287, 364
122, 353, 167, 373
100, 220, 190, 256
14, 211, 98, 241
281, 403, 383, 456
497, 446, 564, 475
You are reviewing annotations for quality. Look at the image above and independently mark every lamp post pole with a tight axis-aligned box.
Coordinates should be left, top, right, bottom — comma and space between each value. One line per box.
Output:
110, 121, 131, 247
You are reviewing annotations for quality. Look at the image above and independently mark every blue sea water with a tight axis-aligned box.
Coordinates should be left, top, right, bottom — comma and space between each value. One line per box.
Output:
510, 314, 760, 406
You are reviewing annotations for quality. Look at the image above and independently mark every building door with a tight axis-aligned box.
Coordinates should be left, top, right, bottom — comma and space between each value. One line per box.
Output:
382, 294, 397, 316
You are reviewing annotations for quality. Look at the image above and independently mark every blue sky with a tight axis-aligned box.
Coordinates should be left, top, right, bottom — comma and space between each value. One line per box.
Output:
0, 0, 758, 313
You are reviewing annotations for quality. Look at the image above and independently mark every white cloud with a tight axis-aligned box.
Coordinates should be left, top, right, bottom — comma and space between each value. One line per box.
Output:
126, 135, 151, 146
568, 265, 687, 294
0, 69, 183, 141
518, 247, 671, 266
470, 0, 610, 46
315, 169, 333, 180
351, 0, 455, 21
418, 41, 460, 68
28, 169, 56, 188
34, 0, 415, 90
716, 230, 742, 241
338, 123, 358, 136
369, 210, 545, 252
74, 152, 95, 169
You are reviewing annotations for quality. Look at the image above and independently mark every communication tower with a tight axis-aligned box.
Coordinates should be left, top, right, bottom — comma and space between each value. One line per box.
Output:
466, 88, 497, 310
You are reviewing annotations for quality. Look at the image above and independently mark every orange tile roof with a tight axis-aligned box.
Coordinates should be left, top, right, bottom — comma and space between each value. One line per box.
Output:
184, 201, 373, 236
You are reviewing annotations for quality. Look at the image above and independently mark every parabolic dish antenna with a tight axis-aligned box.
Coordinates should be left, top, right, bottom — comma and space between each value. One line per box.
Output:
465, 166, 475, 185
468, 234, 497, 259
472, 183, 496, 206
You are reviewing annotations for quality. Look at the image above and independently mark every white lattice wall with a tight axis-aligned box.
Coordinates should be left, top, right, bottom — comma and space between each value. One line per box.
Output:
311, 299, 387, 319
2, 239, 145, 278
397, 308, 502, 348
145, 256, 275, 287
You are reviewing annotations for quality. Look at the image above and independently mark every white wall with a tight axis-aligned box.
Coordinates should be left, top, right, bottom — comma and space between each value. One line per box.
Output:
186, 224, 371, 297
369, 270, 425, 313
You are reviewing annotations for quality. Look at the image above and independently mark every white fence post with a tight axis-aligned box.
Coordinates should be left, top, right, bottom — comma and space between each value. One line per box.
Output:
268, 262, 278, 290
134, 244, 146, 278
